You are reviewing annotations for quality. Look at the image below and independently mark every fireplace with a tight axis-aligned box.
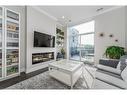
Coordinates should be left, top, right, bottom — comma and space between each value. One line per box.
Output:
32, 52, 54, 65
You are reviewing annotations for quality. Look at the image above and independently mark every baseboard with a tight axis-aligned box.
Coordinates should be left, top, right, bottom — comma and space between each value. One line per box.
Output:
20, 67, 26, 73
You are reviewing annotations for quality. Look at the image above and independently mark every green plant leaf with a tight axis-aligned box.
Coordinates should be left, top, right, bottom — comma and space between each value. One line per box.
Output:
104, 46, 125, 59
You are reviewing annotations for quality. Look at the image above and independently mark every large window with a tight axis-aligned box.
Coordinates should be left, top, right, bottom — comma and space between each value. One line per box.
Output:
69, 21, 94, 63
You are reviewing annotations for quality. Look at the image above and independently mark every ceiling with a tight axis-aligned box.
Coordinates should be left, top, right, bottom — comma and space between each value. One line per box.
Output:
37, 6, 116, 26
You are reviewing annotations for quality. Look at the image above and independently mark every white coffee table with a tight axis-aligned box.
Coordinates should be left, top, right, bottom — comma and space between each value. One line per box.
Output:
48, 59, 83, 88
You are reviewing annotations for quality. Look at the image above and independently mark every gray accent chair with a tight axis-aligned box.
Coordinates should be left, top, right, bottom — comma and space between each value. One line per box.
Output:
95, 55, 127, 89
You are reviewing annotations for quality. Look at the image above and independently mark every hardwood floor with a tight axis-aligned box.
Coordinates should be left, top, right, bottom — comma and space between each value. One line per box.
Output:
0, 67, 48, 89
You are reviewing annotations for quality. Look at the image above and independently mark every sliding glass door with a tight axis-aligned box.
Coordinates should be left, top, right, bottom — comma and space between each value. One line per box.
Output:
69, 21, 94, 63
69, 31, 80, 61
80, 33, 94, 63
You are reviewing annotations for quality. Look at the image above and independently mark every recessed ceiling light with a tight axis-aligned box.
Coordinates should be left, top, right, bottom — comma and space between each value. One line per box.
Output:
62, 16, 65, 19
96, 8, 104, 12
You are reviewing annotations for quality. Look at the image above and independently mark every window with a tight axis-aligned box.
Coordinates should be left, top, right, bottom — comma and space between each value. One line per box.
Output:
69, 21, 94, 63
74, 21, 94, 34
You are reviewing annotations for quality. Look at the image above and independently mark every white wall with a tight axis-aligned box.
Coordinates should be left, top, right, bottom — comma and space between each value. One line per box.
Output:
5, 6, 26, 72
94, 7, 126, 64
26, 6, 56, 73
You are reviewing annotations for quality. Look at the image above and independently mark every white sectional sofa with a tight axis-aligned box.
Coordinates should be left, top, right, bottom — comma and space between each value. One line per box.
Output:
95, 55, 127, 89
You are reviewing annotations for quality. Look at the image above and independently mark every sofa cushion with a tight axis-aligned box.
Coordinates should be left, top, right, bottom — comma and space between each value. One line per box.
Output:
97, 69, 122, 79
96, 64, 121, 75
93, 79, 119, 89
96, 71, 127, 89
119, 55, 127, 71
121, 66, 127, 82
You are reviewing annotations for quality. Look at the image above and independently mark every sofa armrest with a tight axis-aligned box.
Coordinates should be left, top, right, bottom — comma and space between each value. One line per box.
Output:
96, 71, 127, 89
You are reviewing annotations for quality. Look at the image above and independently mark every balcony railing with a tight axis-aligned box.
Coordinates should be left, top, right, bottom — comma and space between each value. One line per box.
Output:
70, 47, 94, 63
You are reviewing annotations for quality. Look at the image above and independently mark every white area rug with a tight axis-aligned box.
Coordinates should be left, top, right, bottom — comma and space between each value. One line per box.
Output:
7, 70, 88, 89
6, 65, 118, 89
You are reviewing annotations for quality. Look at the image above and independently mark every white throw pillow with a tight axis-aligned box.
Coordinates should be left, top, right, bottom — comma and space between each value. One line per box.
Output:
121, 66, 127, 82
117, 62, 121, 70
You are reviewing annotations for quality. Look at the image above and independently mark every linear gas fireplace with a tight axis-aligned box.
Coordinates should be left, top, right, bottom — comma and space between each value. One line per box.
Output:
32, 52, 54, 65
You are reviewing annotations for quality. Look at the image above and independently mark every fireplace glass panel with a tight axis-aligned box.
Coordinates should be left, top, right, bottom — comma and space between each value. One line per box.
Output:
32, 52, 54, 65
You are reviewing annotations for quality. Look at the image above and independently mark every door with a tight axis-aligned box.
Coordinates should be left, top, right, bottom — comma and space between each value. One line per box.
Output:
69, 35, 80, 61
0, 7, 4, 78
69, 21, 95, 63
80, 33, 94, 63
5, 9, 20, 77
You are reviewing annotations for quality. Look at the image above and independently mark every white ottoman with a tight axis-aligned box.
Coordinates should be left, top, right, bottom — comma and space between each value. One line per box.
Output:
49, 59, 83, 88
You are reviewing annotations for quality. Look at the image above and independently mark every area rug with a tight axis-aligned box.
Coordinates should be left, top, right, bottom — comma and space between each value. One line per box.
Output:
6, 71, 88, 89
5, 64, 120, 89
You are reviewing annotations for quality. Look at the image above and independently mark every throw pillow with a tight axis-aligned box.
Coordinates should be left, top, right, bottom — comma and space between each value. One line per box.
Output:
121, 66, 127, 82
119, 55, 127, 71
99, 59, 119, 68
116, 61, 121, 70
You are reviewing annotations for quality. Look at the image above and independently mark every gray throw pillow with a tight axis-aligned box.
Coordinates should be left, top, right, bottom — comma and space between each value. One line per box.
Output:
116, 61, 121, 70
119, 55, 127, 71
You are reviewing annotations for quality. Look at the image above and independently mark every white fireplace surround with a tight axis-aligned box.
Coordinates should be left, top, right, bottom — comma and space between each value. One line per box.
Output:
26, 6, 56, 73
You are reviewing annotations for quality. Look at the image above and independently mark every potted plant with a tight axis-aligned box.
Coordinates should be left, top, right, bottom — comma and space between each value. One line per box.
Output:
104, 46, 125, 59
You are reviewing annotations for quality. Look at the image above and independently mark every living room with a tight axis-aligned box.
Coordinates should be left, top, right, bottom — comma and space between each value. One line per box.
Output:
0, 5, 127, 89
